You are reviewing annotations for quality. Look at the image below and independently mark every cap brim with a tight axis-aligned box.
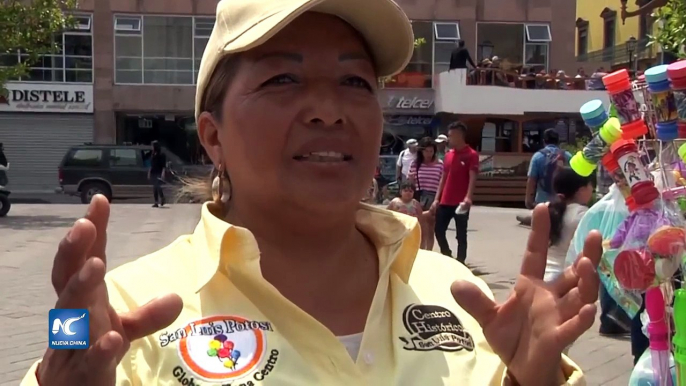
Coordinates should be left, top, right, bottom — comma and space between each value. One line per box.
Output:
224, 0, 413, 78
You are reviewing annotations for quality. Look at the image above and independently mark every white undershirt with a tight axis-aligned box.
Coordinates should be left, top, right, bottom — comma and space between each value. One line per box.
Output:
544, 203, 588, 282
337, 332, 364, 360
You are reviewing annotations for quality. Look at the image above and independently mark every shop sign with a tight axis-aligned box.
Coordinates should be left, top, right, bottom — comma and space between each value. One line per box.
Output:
385, 115, 434, 126
387, 96, 434, 110
0, 83, 93, 113
380, 89, 436, 114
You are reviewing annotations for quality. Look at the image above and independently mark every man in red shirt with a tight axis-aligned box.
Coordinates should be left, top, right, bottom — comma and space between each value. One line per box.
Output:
432, 122, 479, 264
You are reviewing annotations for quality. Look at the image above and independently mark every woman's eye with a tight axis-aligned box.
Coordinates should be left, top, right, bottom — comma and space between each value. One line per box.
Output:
342, 76, 373, 91
262, 74, 298, 86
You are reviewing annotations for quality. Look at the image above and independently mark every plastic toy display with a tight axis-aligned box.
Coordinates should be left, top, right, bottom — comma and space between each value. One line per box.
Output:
573, 62, 686, 386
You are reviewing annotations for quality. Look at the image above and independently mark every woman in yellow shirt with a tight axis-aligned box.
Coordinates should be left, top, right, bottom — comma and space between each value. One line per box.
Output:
26, 0, 602, 385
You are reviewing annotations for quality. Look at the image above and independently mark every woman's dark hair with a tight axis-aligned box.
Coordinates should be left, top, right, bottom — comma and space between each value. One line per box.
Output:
151, 140, 161, 153
415, 137, 437, 166
549, 167, 592, 246
399, 181, 415, 192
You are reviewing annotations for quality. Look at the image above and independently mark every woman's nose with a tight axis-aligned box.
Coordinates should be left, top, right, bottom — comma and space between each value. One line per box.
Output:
302, 82, 346, 127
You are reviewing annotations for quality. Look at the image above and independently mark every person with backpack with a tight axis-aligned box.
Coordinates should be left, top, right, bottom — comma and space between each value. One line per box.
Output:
517, 129, 571, 226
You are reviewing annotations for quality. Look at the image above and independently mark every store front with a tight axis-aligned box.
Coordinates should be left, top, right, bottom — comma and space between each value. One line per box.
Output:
115, 113, 208, 165
378, 88, 437, 181
0, 83, 94, 193
451, 114, 584, 202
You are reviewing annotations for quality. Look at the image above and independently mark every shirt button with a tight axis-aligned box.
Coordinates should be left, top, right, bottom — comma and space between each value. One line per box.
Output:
364, 352, 374, 365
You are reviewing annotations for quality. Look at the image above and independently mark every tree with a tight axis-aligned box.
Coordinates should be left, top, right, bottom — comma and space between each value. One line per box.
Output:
649, 0, 686, 59
0, 0, 77, 92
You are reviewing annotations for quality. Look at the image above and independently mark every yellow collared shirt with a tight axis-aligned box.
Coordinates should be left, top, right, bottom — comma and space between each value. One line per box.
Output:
22, 204, 585, 386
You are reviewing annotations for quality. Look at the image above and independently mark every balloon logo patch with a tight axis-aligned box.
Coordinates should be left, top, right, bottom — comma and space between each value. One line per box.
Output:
175, 315, 274, 382
207, 334, 242, 369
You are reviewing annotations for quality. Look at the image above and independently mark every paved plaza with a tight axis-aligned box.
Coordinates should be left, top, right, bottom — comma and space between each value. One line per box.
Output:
0, 203, 633, 385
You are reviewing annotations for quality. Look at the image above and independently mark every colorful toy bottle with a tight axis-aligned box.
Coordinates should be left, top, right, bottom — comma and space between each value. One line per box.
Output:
580, 99, 609, 130
570, 117, 622, 176
667, 61, 686, 139
603, 69, 649, 139
611, 139, 659, 205
646, 65, 679, 141
602, 152, 632, 200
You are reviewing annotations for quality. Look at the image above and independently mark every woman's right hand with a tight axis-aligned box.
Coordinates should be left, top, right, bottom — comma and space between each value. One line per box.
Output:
37, 195, 183, 386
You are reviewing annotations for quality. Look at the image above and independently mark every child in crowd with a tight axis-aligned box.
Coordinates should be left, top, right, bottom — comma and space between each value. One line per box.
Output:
386, 181, 424, 220
545, 167, 593, 283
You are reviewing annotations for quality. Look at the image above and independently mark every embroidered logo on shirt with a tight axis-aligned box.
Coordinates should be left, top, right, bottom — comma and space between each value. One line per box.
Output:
399, 304, 475, 352
159, 315, 276, 383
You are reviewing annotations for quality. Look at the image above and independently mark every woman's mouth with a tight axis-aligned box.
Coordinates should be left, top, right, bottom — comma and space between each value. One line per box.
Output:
293, 151, 353, 162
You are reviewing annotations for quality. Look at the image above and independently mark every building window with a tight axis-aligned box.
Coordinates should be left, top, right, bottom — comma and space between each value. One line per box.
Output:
525, 24, 551, 43
433, 22, 460, 78
524, 24, 550, 70
476, 23, 550, 72
0, 14, 93, 83
383, 21, 433, 88
576, 18, 589, 56
601, 8, 617, 49
114, 15, 215, 85
639, 14, 653, 40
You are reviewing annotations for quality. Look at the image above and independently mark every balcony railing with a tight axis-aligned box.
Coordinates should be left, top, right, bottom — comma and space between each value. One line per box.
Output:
467, 68, 595, 90
576, 38, 654, 64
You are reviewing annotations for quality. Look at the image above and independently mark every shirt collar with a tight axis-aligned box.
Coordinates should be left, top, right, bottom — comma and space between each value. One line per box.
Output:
190, 202, 421, 293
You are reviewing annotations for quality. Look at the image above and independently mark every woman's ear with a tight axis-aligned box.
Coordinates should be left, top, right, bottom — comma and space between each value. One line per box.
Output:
197, 111, 224, 167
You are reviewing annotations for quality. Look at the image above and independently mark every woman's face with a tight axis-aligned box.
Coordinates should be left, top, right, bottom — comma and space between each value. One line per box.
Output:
421, 146, 435, 161
200, 13, 381, 212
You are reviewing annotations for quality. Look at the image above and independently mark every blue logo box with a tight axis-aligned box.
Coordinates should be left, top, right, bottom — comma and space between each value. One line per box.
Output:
48, 309, 89, 350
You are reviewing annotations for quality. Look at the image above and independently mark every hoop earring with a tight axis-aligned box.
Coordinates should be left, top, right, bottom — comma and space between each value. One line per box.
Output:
212, 164, 231, 204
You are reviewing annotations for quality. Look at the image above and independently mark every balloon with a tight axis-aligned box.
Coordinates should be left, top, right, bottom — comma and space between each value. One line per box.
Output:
231, 350, 241, 360
209, 340, 221, 350
218, 348, 230, 359
207, 348, 218, 357
223, 359, 235, 369
214, 334, 228, 342
223, 340, 234, 350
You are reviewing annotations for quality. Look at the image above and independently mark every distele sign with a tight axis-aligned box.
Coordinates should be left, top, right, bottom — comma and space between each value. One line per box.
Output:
0, 83, 93, 113
387, 96, 434, 111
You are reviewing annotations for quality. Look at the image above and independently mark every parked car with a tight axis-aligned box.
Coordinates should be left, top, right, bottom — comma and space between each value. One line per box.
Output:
56, 144, 212, 204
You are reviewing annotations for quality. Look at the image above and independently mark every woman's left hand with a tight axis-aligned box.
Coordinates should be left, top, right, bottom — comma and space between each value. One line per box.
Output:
451, 204, 601, 385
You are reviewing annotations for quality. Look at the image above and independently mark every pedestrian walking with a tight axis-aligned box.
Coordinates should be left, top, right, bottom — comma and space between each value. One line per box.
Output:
395, 138, 417, 183
517, 129, 571, 226
433, 122, 478, 263
408, 137, 442, 250
0, 143, 8, 187
148, 140, 167, 207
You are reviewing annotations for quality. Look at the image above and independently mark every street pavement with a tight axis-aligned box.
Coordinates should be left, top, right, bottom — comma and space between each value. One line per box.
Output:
0, 204, 633, 385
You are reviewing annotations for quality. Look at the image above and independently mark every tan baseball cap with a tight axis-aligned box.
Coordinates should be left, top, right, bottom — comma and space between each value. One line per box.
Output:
195, 0, 414, 119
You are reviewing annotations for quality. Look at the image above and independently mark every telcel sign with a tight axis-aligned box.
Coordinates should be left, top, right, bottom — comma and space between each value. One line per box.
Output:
387, 96, 434, 110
